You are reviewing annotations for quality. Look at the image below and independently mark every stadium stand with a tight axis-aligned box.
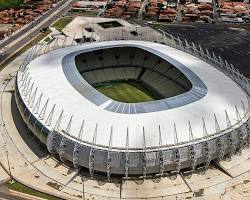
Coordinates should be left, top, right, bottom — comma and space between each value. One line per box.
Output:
75, 47, 192, 99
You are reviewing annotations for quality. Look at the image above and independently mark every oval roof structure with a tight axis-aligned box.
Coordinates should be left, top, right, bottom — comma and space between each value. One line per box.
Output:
17, 41, 249, 150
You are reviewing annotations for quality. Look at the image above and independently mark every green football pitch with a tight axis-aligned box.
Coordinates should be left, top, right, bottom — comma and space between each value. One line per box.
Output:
95, 81, 157, 103
0, 0, 23, 8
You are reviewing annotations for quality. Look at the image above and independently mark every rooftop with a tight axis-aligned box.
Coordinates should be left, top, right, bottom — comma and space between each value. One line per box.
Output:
17, 40, 249, 149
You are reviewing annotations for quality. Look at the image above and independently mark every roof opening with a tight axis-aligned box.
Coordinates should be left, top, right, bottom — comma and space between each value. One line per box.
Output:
75, 46, 192, 103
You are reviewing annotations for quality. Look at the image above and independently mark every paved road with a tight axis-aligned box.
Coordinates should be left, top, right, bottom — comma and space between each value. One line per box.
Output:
0, 0, 68, 50
0, 0, 74, 66
0, 192, 29, 200
0, 185, 30, 200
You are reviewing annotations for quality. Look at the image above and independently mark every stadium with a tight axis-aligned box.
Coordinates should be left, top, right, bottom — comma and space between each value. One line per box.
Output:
14, 38, 250, 179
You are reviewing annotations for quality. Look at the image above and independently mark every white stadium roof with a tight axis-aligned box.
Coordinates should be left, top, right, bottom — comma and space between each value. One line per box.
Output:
17, 41, 249, 150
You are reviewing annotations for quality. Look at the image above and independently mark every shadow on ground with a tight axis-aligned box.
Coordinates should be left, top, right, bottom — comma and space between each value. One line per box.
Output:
10, 93, 48, 159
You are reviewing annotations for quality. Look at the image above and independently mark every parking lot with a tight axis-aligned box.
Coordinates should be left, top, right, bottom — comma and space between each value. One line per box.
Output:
154, 23, 250, 78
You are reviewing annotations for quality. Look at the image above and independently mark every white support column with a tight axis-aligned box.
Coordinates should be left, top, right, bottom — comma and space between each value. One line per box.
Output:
124, 127, 129, 179
73, 120, 84, 169
241, 100, 246, 116
225, 109, 231, 128
224, 60, 231, 74
33, 93, 43, 114
192, 42, 198, 56
218, 56, 225, 67
89, 124, 97, 178
189, 144, 197, 172
199, 45, 204, 59
142, 127, 147, 179
19, 53, 29, 72
31, 44, 39, 60
62, 36, 67, 48
34, 44, 42, 58
47, 109, 64, 155
21, 76, 30, 94
206, 48, 211, 61
246, 119, 250, 144
174, 123, 178, 144
174, 148, 181, 174
66, 115, 73, 133
38, 44, 45, 55
214, 113, 220, 133
184, 39, 192, 54
43, 44, 49, 54
107, 126, 113, 181
24, 82, 34, 101
39, 98, 49, 120
177, 36, 183, 50
173, 123, 181, 173
230, 64, 237, 78
28, 87, 37, 108
188, 121, 197, 171
20, 72, 29, 89
59, 115, 73, 162
202, 118, 212, 167
202, 117, 208, 137
170, 35, 176, 48
239, 73, 246, 86
188, 121, 193, 141
26, 46, 35, 64
235, 105, 241, 121
212, 52, 218, 64
72, 33, 76, 46
214, 113, 224, 160
59, 136, 68, 163
54, 110, 64, 132
54, 37, 59, 49
238, 124, 247, 148
45, 104, 56, 126
217, 137, 225, 161
19, 67, 28, 83
26, 47, 34, 63
47, 131, 58, 155
236, 69, 241, 80
203, 141, 211, 169
225, 110, 236, 156
22, 78, 31, 96
158, 125, 164, 176
228, 131, 237, 157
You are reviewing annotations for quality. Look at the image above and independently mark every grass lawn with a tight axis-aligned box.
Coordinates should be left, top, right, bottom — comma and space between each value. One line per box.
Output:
52, 17, 73, 32
0, 0, 23, 8
44, 37, 51, 43
6, 180, 61, 200
72, 10, 98, 17
95, 82, 156, 103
